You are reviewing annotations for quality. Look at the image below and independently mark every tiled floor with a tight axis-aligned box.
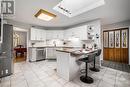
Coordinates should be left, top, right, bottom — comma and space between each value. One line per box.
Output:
0, 60, 130, 87
102, 60, 130, 73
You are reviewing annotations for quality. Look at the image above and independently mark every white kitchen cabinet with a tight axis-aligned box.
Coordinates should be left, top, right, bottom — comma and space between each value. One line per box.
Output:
46, 48, 56, 59
30, 28, 37, 40
46, 30, 64, 40
46, 30, 52, 40
64, 25, 95, 40
64, 25, 87, 40
29, 48, 37, 62
39, 29, 46, 40
64, 28, 73, 39
30, 28, 46, 41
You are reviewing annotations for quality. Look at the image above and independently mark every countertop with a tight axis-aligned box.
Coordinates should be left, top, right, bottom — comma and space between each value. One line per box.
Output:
28, 46, 79, 48
56, 48, 98, 55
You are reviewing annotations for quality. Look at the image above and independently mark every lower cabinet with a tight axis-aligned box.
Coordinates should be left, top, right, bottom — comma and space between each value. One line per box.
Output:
46, 48, 57, 59
29, 48, 37, 62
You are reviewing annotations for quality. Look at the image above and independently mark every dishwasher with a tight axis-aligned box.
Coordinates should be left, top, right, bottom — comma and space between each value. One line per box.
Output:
36, 48, 46, 61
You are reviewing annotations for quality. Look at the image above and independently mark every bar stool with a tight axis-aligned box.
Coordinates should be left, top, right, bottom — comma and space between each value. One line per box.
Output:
78, 52, 96, 84
89, 49, 101, 72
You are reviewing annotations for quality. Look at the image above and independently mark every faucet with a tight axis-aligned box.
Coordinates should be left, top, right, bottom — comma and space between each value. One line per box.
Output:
53, 41, 56, 47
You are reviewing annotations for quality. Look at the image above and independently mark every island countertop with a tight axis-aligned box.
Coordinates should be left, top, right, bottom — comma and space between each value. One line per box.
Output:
56, 48, 98, 56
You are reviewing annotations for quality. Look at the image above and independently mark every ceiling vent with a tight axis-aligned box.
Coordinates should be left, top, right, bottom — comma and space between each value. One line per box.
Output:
53, 0, 105, 17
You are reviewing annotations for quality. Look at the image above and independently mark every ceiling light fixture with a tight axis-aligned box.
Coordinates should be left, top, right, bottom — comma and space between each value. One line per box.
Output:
35, 9, 56, 21
53, 0, 105, 17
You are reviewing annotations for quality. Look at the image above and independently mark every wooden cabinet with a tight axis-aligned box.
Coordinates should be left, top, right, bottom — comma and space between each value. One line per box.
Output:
103, 28, 129, 64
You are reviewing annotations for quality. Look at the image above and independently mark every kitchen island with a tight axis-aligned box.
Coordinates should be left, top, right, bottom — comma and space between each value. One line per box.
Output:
56, 48, 99, 81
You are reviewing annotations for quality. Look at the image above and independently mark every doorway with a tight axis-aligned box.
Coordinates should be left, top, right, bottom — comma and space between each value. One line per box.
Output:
13, 27, 28, 62
103, 28, 129, 64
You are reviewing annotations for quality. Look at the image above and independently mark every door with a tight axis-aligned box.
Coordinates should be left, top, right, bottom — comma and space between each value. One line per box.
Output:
103, 32, 109, 60
114, 30, 121, 62
108, 31, 114, 61
120, 29, 129, 63
103, 28, 129, 64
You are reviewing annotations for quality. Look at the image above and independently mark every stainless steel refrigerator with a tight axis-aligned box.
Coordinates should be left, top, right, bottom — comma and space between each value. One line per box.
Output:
0, 24, 13, 78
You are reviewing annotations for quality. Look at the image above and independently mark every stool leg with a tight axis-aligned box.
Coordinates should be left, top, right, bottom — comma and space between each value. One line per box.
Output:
85, 62, 88, 78
89, 57, 100, 72
80, 62, 94, 84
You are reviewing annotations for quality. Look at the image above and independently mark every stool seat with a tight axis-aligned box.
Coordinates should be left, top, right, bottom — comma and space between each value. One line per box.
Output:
78, 58, 88, 62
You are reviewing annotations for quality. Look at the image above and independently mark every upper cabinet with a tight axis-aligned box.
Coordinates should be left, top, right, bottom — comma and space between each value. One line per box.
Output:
64, 25, 95, 40
30, 20, 100, 42
30, 28, 64, 41
46, 30, 64, 40
30, 28, 46, 41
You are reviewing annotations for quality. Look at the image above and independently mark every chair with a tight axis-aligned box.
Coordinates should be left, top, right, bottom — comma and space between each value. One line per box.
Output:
14, 45, 26, 57
78, 52, 96, 84
89, 49, 101, 72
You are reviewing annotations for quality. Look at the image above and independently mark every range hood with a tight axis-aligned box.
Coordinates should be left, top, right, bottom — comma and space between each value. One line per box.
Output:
53, 0, 105, 17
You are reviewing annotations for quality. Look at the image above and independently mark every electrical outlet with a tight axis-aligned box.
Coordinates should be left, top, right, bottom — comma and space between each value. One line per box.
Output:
5, 69, 8, 74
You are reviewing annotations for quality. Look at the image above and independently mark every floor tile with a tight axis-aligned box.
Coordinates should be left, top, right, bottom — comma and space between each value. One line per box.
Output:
0, 60, 130, 87
98, 80, 114, 87
64, 81, 81, 87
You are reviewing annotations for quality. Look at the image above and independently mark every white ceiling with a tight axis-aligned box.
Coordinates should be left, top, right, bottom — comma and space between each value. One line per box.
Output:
8, 0, 130, 27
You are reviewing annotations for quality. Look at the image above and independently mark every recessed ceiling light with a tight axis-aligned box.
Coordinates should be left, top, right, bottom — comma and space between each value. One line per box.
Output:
35, 9, 56, 21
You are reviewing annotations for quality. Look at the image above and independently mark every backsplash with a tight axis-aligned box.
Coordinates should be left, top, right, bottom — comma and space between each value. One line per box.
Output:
46, 39, 64, 46
28, 39, 95, 48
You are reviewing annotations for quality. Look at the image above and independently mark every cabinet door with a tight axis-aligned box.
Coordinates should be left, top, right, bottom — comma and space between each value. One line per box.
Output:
41, 30, 46, 40
46, 48, 56, 59
30, 28, 46, 41
75, 26, 87, 40
64, 28, 74, 39
38, 29, 46, 40
46, 31, 52, 40
30, 48, 37, 61
64, 25, 87, 40
55, 30, 64, 39
30, 28, 37, 40
36, 30, 40, 40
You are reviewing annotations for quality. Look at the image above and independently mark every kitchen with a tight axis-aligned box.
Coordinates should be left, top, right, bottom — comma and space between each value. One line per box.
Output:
28, 20, 101, 63
0, 0, 130, 87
